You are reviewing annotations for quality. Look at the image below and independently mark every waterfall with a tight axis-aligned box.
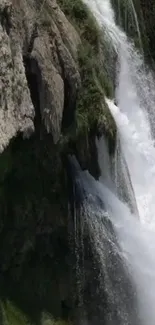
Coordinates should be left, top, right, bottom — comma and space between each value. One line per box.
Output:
101, 183, 155, 325
114, 0, 143, 51
83, 0, 155, 224
95, 133, 155, 325
127, 0, 142, 45
96, 136, 139, 215
69, 151, 155, 325
68, 156, 141, 325
70, 0, 155, 324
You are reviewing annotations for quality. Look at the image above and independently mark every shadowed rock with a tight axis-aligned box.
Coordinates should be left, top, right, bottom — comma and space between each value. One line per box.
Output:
67, 155, 141, 325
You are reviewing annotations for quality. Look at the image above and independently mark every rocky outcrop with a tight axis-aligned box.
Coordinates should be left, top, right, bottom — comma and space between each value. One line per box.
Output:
0, 0, 34, 152
0, 0, 81, 148
0, 0, 117, 324
0, 1, 83, 323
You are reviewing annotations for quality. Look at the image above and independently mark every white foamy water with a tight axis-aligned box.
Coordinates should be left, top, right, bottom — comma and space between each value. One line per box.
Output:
84, 0, 155, 225
100, 184, 155, 325
106, 99, 155, 225
82, 0, 155, 324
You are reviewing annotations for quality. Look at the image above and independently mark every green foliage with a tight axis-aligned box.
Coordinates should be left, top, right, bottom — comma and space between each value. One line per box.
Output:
57, 0, 116, 142
0, 2, 117, 324
0, 301, 31, 325
57, 0, 100, 47
75, 43, 115, 138
0, 301, 71, 325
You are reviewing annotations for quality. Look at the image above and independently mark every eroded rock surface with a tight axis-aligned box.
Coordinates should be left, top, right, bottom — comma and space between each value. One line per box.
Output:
0, 0, 81, 148
0, 0, 34, 152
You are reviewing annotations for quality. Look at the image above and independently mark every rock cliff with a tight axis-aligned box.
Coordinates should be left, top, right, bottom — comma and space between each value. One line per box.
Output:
2, 0, 155, 323
0, 0, 82, 147
1, 0, 155, 324
0, 0, 116, 324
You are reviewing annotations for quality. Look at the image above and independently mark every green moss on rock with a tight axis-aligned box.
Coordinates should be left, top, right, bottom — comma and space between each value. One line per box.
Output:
0, 300, 31, 325
0, 1, 117, 323
58, 0, 116, 143
57, 0, 100, 47
0, 301, 71, 325
76, 43, 115, 135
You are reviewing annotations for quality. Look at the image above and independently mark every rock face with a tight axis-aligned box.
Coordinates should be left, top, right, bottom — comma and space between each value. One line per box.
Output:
0, 0, 80, 148
139, 0, 155, 61
0, 0, 34, 152
112, 0, 155, 63
0, 1, 89, 323
0, 1, 82, 323
0, 0, 116, 324
67, 156, 141, 325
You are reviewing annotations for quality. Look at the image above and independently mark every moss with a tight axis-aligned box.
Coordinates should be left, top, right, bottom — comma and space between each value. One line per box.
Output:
38, 0, 116, 150
57, 0, 100, 48
57, 0, 115, 143
0, 1, 117, 323
0, 300, 31, 325
75, 43, 115, 140
0, 301, 71, 325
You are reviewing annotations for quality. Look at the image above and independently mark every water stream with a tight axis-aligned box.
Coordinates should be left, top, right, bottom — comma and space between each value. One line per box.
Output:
78, 0, 155, 324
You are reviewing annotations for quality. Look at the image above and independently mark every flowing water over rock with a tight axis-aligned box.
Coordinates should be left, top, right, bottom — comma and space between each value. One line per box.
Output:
69, 150, 155, 325
96, 136, 139, 215
70, 0, 155, 324
68, 156, 140, 325
84, 0, 155, 224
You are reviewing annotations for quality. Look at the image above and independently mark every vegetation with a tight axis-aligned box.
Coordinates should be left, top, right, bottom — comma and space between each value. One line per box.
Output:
0, 0, 154, 323
0, 300, 31, 325
57, 0, 100, 47
57, 0, 116, 141
76, 43, 115, 136
0, 300, 71, 325
0, 0, 117, 324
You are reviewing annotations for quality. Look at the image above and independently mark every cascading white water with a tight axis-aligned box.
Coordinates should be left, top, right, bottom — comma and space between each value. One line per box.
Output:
70, 152, 155, 325
96, 136, 139, 215
100, 183, 155, 325
81, 0, 155, 324
106, 98, 155, 225
69, 156, 141, 324
83, 0, 155, 224
95, 135, 155, 325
